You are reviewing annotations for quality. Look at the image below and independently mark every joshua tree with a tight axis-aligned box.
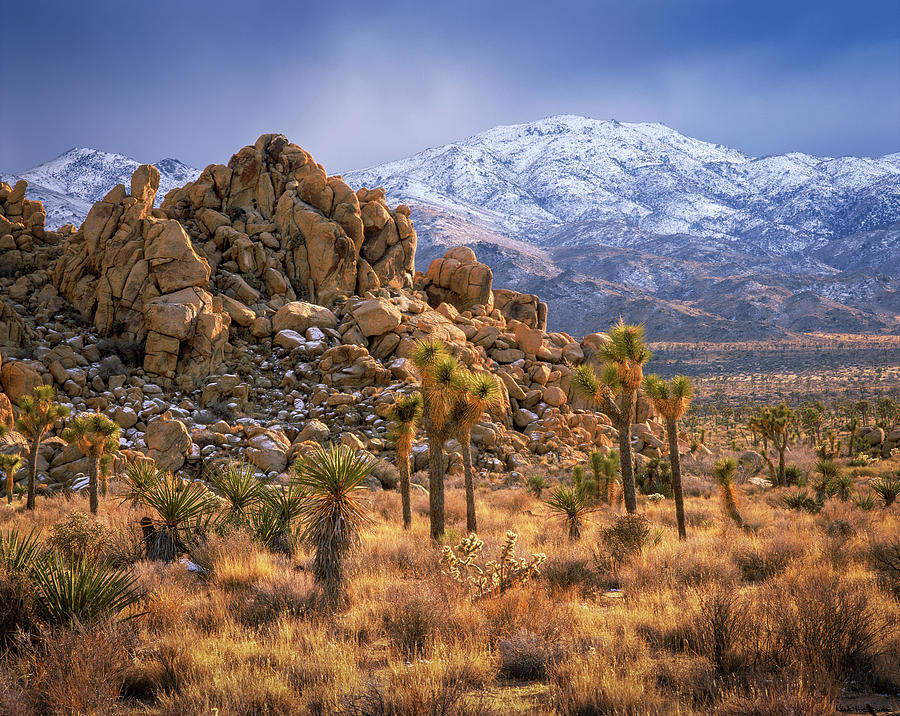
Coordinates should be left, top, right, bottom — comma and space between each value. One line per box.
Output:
845, 417, 859, 457
387, 393, 423, 530
16, 386, 70, 511
713, 457, 743, 528
411, 339, 460, 540
643, 374, 693, 540
572, 321, 652, 514
747, 403, 795, 486
62, 412, 120, 515
296, 444, 372, 604
854, 400, 871, 427
589, 450, 619, 505
813, 459, 840, 503
451, 369, 501, 534
0, 453, 23, 504
545, 486, 593, 540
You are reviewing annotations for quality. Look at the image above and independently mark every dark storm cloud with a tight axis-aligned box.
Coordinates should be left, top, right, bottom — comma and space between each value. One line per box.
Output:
1, 0, 898, 172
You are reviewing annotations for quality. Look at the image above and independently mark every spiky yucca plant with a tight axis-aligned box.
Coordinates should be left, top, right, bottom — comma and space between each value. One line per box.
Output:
0, 453, 23, 504
33, 554, 143, 627
387, 393, 423, 529
296, 444, 372, 604
713, 457, 744, 528
123, 466, 214, 562
572, 321, 651, 514
209, 460, 268, 521
250, 481, 307, 555
62, 412, 120, 515
813, 459, 840, 503
451, 369, 502, 534
545, 486, 594, 540
16, 386, 69, 510
871, 476, 900, 508
643, 374, 693, 539
0, 527, 42, 574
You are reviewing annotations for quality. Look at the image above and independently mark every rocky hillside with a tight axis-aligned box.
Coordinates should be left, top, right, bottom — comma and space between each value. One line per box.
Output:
346, 115, 900, 339
1, 135, 680, 501
2, 148, 199, 229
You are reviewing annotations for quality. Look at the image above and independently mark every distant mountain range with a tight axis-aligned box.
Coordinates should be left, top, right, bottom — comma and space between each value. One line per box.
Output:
5, 116, 899, 340
1, 148, 199, 228
346, 115, 900, 339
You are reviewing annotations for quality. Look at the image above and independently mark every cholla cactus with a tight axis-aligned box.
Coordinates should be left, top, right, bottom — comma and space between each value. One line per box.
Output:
442, 531, 545, 600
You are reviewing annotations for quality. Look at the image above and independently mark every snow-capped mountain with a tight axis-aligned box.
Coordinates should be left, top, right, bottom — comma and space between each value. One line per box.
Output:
346, 115, 900, 256
2, 148, 200, 229
346, 115, 900, 338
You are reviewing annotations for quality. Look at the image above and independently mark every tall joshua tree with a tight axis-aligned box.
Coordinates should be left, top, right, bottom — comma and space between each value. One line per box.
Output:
643, 374, 693, 540
713, 457, 743, 528
411, 340, 461, 540
572, 321, 652, 514
0, 453, 23, 504
16, 386, 70, 511
388, 393, 423, 530
62, 412, 121, 515
452, 369, 501, 534
748, 403, 795, 486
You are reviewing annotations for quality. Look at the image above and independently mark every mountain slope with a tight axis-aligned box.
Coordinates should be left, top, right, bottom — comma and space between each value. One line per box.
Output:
2, 148, 200, 229
346, 115, 900, 339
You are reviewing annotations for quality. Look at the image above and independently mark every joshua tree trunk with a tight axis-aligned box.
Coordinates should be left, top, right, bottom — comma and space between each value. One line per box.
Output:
619, 390, 637, 513
26, 430, 43, 511
425, 417, 446, 540
5, 472, 13, 504
460, 429, 477, 534
89, 453, 100, 515
666, 418, 686, 540
777, 444, 786, 486
398, 448, 412, 530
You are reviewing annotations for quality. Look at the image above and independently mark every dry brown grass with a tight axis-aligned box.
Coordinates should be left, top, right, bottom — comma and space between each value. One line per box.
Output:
0, 452, 898, 714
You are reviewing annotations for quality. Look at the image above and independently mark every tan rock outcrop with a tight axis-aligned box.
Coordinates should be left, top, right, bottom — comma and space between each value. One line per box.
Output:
420, 247, 494, 312
53, 166, 230, 381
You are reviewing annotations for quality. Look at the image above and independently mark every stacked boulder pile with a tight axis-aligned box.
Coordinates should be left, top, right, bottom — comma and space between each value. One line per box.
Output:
857, 425, 900, 459
0, 136, 673, 496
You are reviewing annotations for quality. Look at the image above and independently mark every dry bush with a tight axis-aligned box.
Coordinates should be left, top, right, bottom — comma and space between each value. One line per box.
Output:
498, 628, 562, 681
714, 678, 837, 716
690, 584, 747, 673
383, 584, 452, 658
542, 553, 614, 596
0, 570, 36, 648
17, 625, 133, 715
549, 645, 666, 715
749, 568, 886, 685
733, 533, 805, 583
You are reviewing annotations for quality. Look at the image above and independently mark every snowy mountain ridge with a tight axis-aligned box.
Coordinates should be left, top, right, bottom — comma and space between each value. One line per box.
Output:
346, 114, 900, 256
2, 148, 200, 229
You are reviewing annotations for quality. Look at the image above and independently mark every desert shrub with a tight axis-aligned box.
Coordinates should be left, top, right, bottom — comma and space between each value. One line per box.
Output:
869, 538, 900, 599
16, 624, 134, 715
0, 569, 36, 648
734, 537, 803, 583
853, 491, 878, 511
602, 514, 651, 568
751, 570, 885, 683
526, 473, 548, 497
690, 584, 747, 672
549, 647, 664, 716
237, 570, 314, 627
383, 587, 450, 658
369, 459, 400, 490
542, 555, 613, 596
441, 531, 545, 600
96, 333, 143, 368
871, 476, 900, 507
714, 678, 837, 716
46, 511, 109, 563
0, 528, 42, 574
498, 629, 560, 680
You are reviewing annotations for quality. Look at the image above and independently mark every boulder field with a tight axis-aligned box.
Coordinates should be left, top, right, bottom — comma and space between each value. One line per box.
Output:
0, 135, 682, 497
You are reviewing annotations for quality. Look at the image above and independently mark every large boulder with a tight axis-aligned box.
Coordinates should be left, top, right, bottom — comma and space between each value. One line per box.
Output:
273, 301, 338, 334
246, 428, 291, 473
351, 298, 402, 337
145, 413, 192, 472
420, 248, 494, 312
0, 361, 42, 402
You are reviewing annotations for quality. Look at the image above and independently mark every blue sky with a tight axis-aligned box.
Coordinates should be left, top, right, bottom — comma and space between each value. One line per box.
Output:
2, 0, 898, 172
